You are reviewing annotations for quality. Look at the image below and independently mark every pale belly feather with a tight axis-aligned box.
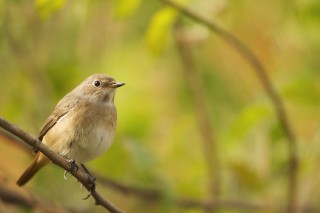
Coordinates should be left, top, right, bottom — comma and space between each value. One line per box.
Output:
43, 103, 116, 163
81, 126, 114, 161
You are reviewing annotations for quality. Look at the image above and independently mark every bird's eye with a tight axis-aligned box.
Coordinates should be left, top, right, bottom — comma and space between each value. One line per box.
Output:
93, 80, 101, 87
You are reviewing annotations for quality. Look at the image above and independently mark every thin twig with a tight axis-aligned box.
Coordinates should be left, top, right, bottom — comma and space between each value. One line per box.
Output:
0, 186, 33, 209
4, 130, 275, 212
0, 185, 78, 212
96, 174, 265, 212
3, 134, 303, 212
158, 0, 298, 212
0, 116, 124, 213
95, 173, 161, 201
96, 174, 319, 213
174, 23, 220, 200
0, 129, 31, 152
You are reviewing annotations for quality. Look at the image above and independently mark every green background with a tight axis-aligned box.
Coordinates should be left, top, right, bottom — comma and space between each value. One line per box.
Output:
1, 0, 320, 212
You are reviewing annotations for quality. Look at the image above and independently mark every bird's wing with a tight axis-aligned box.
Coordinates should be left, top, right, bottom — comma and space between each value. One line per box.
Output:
38, 95, 79, 141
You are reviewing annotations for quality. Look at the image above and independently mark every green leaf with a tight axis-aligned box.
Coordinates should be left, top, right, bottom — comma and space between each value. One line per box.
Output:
145, 7, 178, 55
114, 0, 142, 18
281, 75, 320, 105
35, 0, 66, 19
229, 104, 271, 140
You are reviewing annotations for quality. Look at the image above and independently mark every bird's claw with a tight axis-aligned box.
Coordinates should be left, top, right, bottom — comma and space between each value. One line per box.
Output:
82, 180, 96, 200
81, 172, 96, 200
63, 159, 79, 179
63, 162, 96, 200
64, 170, 70, 179
68, 159, 79, 174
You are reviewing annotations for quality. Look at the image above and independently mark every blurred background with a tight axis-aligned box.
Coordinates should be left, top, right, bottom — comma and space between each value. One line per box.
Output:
1, 0, 320, 212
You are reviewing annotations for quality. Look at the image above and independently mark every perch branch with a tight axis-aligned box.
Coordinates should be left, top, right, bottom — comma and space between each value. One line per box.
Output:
1, 130, 313, 213
158, 0, 298, 212
0, 116, 124, 213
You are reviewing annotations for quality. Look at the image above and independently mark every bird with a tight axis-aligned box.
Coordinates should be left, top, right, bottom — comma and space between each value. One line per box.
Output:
16, 73, 125, 186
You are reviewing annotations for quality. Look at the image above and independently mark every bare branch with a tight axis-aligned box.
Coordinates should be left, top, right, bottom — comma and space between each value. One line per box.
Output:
0, 116, 124, 213
3, 133, 300, 212
0, 186, 33, 209
96, 174, 319, 213
97, 174, 266, 212
0, 129, 31, 152
174, 23, 220, 200
0, 185, 78, 213
158, 0, 299, 212
95, 173, 161, 201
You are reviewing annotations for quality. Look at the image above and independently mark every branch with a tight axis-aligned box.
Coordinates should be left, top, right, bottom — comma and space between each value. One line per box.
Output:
2, 126, 312, 212
0, 185, 78, 212
0, 128, 31, 152
0, 186, 33, 209
95, 173, 161, 201
174, 23, 220, 200
1, 134, 285, 212
96, 174, 319, 213
0, 116, 124, 213
96, 174, 265, 212
158, 0, 298, 212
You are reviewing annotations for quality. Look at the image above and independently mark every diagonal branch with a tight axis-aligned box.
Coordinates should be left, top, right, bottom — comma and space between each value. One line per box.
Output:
2, 127, 313, 212
0, 116, 124, 213
158, 1, 298, 212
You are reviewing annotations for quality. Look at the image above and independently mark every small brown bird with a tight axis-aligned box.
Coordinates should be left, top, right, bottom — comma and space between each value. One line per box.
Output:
17, 74, 124, 186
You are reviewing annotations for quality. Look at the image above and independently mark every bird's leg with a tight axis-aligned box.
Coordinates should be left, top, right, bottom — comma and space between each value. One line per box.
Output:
82, 183, 96, 200
68, 159, 79, 174
63, 159, 79, 179
80, 163, 93, 177
80, 163, 96, 200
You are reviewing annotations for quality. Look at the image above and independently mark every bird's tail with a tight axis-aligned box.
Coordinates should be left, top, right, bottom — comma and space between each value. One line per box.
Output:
16, 152, 50, 186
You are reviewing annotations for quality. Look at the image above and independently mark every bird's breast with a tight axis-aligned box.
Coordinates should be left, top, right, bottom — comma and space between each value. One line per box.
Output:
66, 103, 117, 162
92, 125, 115, 156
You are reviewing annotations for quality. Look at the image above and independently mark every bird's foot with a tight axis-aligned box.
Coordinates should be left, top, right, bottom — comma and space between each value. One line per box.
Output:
63, 159, 79, 179
64, 170, 71, 180
80, 163, 96, 200
82, 181, 96, 200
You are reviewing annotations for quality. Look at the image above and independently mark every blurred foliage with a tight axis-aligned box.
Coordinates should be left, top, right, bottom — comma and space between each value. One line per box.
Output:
146, 7, 178, 55
1, 0, 320, 212
35, 0, 66, 19
114, 0, 142, 18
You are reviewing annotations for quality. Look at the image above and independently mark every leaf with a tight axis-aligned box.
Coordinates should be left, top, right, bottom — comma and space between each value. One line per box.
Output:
228, 104, 271, 140
35, 0, 66, 19
281, 75, 320, 106
145, 7, 178, 55
114, 0, 142, 18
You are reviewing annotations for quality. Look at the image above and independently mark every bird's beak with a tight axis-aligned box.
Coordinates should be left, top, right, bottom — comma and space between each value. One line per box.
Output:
110, 81, 125, 88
